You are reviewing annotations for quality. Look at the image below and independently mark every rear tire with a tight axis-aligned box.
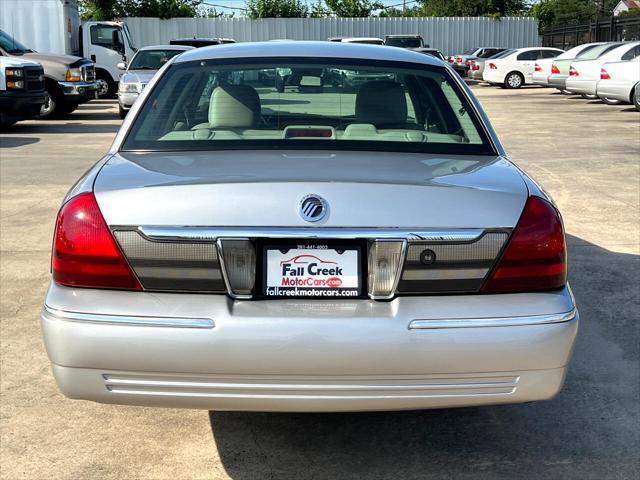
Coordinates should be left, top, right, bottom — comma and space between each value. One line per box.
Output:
601, 97, 621, 105
581, 93, 598, 100
504, 72, 524, 89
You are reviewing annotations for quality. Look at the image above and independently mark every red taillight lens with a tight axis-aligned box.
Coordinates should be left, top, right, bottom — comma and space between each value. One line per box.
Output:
600, 67, 610, 80
466, 59, 473, 65
52, 192, 142, 290
447, 57, 454, 63
569, 65, 578, 76
456, 57, 463, 63
481, 196, 567, 293
472, 64, 480, 71
534, 63, 542, 72
488, 63, 497, 69
551, 63, 560, 74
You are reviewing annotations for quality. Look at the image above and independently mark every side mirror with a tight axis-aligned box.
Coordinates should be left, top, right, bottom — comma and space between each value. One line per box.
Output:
117, 62, 126, 70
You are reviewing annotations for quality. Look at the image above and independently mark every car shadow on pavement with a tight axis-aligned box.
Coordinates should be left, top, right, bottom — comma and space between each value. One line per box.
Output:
209, 235, 639, 480
0, 136, 40, 148
7, 122, 120, 134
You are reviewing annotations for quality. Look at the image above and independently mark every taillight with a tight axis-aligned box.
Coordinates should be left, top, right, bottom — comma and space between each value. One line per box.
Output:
600, 67, 610, 80
551, 63, 560, 74
488, 63, 497, 70
466, 59, 473, 65
534, 63, 542, 72
52, 192, 142, 290
456, 57, 463, 63
481, 196, 566, 293
472, 64, 480, 71
569, 65, 578, 76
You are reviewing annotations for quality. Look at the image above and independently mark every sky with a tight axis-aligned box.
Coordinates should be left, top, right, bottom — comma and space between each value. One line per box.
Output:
200, 0, 420, 16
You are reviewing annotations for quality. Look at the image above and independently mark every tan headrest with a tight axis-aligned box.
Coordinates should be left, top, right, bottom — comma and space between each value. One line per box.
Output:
209, 85, 260, 128
355, 81, 408, 127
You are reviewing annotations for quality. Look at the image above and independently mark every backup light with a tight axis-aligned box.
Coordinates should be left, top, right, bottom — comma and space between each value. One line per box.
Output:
368, 240, 406, 299
52, 193, 142, 290
217, 239, 256, 297
481, 196, 566, 293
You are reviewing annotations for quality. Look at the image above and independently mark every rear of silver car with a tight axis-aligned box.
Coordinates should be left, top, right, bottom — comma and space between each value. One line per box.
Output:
41, 43, 578, 412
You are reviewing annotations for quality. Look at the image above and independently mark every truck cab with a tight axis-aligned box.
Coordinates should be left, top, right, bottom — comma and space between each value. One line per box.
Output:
80, 21, 137, 98
0, 56, 46, 127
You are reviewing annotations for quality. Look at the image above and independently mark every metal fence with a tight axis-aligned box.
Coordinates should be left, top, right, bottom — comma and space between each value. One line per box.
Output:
542, 15, 640, 49
123, 16, 539, 55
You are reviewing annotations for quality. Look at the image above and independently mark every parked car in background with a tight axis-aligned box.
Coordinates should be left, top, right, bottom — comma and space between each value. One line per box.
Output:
383, 34, 426, 49
414, 48, 446, 61
448, 47, 506, 77
468, 49, 514, 81
483, 47, 564, 88
170, 38, 224, 47
333, 37, 384, 45
566, 42, 640, 98
0, 29, 96, 118
532, 44, 599, 87
0, 56, 45, 127
548, 42, 617, 93
596, 57, 640, 105
117, 45, 193, 119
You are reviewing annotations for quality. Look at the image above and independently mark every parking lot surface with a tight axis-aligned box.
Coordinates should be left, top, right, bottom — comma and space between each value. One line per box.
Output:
1, 87, 638, 479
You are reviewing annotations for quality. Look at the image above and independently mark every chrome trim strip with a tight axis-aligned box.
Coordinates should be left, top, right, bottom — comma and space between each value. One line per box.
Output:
408, 309, 577, 330
42, 305, 215, 329
216, 238, 253, 300
138, 226, 486, 243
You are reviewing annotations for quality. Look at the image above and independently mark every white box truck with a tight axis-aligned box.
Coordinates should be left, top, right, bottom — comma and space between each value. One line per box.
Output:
0, 0, 136, 98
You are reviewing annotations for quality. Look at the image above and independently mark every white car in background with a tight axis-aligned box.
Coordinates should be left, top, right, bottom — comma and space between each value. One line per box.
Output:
483, 47, 564, 88
532, 44, 604, 87
596, 57, 640, 105
565, 42, 640, 99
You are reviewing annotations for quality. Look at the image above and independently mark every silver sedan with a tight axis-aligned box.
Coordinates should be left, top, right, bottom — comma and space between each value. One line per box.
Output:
116, 45, 193, 119
41, 41, 578, 412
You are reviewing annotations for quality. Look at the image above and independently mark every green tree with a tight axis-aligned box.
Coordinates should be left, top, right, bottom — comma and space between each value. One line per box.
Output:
420, 0, 526, 17
79, 0, 202, 20
246, 0, 308, 18
324, 0, 384, 17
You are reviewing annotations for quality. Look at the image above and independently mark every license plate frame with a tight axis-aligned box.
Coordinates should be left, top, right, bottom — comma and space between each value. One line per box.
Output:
260, 240, 364, 299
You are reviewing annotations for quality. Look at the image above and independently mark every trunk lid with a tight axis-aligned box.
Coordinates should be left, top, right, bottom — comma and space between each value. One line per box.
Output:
94, 151, 527, 229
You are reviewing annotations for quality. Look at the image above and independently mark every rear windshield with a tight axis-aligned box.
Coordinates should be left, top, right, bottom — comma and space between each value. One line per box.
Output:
385, 37, 422, 48
577, 43, 621, 59
122, 58, 494, 155
490, 49, 513, 59
129, 49, 185, 70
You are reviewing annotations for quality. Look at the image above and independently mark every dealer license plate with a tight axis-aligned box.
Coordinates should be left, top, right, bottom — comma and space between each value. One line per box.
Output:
264, 244, 360, 298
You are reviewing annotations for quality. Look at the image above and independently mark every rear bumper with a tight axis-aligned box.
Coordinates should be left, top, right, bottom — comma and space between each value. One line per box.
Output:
532, 72, 550, 86
548, 74, 568, 90
565, 78, 597, 95
482, 70, 503, 84
596, 81, 634, 103
41, 283, 579, 412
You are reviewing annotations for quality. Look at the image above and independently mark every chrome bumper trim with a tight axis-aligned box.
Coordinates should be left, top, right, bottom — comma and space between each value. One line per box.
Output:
408, 309, 576, 330
42, 305, 215, 329
136, 226, 487, 243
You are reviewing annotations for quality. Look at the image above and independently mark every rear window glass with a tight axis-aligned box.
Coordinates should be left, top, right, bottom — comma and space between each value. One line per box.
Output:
577, 43, 621, 59
384, 38, 422, 48
122, 59, 494, 155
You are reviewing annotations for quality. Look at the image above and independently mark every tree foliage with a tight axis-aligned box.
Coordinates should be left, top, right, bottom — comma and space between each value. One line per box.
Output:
419, 0, 527, 17
324, 0, 383, 17
528, 0, 621, 31
79, 0, 202, 20
246, 0, 309, 18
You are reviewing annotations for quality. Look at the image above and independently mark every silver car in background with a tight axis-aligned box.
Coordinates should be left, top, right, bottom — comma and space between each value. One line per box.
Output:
117, 44, 193, 118
468, 49, 514, 81
41, 42, 578, 413
597, 56, 640, 105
